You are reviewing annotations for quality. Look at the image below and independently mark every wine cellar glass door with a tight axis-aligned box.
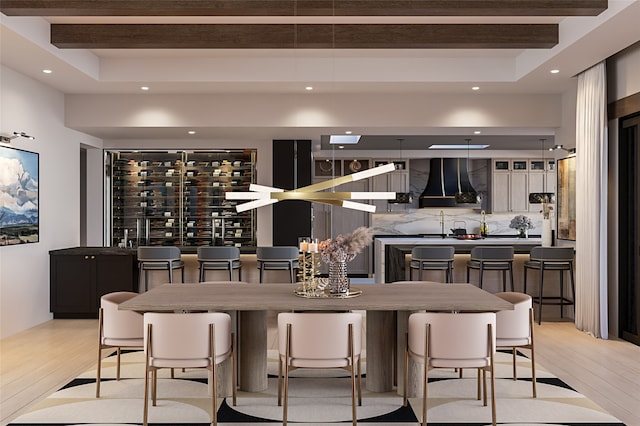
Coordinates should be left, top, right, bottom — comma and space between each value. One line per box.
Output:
111, 152, 183, 247
109, 150, 256, 249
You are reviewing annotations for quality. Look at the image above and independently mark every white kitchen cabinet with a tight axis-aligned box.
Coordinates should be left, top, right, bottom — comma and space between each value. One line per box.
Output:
492, 158, 556, 213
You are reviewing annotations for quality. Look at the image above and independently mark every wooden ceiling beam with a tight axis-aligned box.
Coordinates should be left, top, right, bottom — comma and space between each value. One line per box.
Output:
2, 0, 607, 17
51, 23, 558, 49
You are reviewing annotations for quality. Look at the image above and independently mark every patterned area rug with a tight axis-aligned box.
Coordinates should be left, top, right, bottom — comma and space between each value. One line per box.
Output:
10, 349, 625, 425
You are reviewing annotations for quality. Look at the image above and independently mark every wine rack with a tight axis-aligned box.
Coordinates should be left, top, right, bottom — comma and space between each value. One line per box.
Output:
108, 150, 256, 248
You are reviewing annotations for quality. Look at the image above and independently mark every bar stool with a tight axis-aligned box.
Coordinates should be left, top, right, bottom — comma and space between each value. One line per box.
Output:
256, 246, 299, 283
197, 246, 242, 282
523, 246, 576, 324
466, 246, 514, 292
409, 246, 455, 282
137, 246, 184, 291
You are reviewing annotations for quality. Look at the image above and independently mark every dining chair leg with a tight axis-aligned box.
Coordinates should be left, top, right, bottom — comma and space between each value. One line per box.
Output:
512, 348, 517, 379
538, 264, 544, 325
529, 308, 537, 398
168, 262, 173, 283
509, 263, 514, 291
560, 270, 565, 318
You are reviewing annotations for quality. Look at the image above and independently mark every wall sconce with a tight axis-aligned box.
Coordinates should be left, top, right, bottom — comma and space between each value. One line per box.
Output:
0, 132, 36, 143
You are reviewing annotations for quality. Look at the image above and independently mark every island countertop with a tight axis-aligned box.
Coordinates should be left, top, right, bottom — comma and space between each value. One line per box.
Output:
374, 236, 541, 283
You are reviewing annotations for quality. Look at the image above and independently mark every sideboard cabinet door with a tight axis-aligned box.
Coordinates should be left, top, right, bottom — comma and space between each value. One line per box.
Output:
50, 250, 137, 318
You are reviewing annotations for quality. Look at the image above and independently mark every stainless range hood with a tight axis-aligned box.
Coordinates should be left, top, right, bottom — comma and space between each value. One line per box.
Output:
419, 158, 479, 208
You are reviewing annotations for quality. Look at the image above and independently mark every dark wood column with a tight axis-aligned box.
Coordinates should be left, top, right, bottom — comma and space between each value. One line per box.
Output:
272, 140, 312, 246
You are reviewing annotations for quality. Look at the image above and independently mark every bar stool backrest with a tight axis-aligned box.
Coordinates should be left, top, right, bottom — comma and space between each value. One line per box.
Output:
530, 247, 574, 262
256, 246, 299, 261
411, 246, 455, 261
137, 246, 181, 261
197, 246, 240, 261
470, 246, 514, 261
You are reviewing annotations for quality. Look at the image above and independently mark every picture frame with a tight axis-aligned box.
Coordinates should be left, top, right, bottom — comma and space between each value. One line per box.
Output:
0, 145, 39, 246
557, 156, 576, 241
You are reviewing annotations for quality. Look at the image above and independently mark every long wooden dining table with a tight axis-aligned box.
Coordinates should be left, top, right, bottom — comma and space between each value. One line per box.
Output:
119, 281, 513, 393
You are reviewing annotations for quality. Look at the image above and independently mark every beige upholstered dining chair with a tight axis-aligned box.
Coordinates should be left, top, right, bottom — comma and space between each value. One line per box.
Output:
495, 291, 537, 397
404, 311, 497, 426
96, 291, 144, 398
142, 312, 236, 426
197, 246, 242, 281
277, 312, 362, 426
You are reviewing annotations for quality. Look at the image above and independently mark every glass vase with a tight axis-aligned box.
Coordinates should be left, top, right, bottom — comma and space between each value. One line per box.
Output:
328, 260, 350, 294
518, 228, 528, 238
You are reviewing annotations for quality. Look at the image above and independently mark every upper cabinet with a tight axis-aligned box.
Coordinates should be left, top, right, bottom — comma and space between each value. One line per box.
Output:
107, 150, 256, 248
491, 158, 555, 213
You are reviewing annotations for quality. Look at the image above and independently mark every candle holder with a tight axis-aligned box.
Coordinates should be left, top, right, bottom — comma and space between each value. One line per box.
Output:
298, 239, 321, 294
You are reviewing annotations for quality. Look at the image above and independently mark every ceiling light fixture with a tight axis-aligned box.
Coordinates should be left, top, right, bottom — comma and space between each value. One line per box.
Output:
0, 131, 36, 143
329, 134, 361, 144
140, 86, 150, 91
472, 86, 480, 91
187, 130, 196, 135
42, 69, 52, 74
550, 69, 560, 74
474, 130, 481, 134
226, 163, 396, 213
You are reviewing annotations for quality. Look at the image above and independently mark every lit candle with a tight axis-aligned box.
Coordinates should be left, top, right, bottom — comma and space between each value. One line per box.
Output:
300, 241, 309, 252
308, 242, 318, 252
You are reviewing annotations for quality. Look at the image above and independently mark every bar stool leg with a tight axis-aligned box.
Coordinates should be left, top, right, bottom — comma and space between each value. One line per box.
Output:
502, 269, 507, 292
478, 263, 484, 289
509, 263, 514, 292
569, 263, 576, 303
199, 264, 204, 283
259, 263, 264, 283
537, 264, 544, 325
168, 261, 173, 284
560, 270, 565, 318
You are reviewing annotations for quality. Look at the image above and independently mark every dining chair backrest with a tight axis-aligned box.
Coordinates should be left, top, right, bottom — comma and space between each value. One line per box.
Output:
408, 311, 496, 367
137, 246, 181, 261
470, 246, 514, 262
494, 292, 532, 342
101, 291, 144, 342
144, 312, 232, 366
278, 312, 362, 366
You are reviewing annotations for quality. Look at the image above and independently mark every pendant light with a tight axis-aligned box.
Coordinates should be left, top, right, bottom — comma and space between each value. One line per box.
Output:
390, 138, 413, 204
528, 138, 556, 204
455, 139, 480, 204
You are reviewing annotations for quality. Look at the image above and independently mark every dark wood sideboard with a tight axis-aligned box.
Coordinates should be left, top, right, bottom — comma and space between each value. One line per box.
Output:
50, 247, 138, 318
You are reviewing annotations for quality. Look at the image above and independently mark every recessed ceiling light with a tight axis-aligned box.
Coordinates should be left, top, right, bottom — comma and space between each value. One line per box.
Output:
550, 69, 560, 74
42, 69, 52, 74
338, 145, 345, 149
474, 131, 481, 134
428, 144, 489, 150
140, 86, 150, 91
345, 131, 352, 134
472, 86, 480, 91
305, 86, 313, 91
188, 130, 196, 135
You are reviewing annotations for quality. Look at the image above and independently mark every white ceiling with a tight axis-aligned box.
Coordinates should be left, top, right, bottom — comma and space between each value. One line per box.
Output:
1, 1, 640, 150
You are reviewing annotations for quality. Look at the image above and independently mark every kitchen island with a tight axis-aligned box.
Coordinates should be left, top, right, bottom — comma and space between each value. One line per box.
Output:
374, 236, 542, 284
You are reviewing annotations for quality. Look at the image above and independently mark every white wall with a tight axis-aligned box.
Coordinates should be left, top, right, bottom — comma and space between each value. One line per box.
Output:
0, 65, 102, 338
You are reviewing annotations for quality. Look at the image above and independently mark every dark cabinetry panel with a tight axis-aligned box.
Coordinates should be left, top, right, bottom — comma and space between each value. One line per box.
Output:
50, 248, 138, 318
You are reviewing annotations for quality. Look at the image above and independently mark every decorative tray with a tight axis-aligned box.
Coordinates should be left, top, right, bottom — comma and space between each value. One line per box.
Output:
456, 234, 483, 240
294, 286, 363, 299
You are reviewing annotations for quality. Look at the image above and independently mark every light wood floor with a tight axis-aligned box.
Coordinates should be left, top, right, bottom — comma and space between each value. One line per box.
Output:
1, 317, 639, 426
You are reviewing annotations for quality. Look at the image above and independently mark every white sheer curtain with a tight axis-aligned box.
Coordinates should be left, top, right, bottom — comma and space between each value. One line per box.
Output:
575, 61, 608, 338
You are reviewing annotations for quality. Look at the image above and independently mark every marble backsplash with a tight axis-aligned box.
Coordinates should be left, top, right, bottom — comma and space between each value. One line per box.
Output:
372, 208, 549, 237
